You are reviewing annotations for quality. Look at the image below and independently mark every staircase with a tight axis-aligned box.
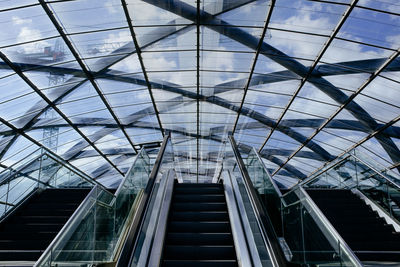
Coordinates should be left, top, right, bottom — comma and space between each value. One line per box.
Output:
307, 189, 400, 262
0, 188, 90, 262
161, 183, 238, 267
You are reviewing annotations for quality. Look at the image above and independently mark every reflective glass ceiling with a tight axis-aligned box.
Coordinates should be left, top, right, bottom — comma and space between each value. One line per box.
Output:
0, 0, 399, 186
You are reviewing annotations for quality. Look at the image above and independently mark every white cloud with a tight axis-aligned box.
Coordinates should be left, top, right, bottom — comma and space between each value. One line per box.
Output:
17, 27, 49, 53
386, 34, 400, 49
104, 0, 118, 14
12, 16, 32, 25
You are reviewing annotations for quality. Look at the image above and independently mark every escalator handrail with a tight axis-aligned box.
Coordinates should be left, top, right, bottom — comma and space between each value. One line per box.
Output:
229, 136, 288, 267
116, 132, 171, 267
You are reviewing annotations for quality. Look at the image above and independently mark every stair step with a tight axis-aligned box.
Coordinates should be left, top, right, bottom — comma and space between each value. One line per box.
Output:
307, 189, 400, 263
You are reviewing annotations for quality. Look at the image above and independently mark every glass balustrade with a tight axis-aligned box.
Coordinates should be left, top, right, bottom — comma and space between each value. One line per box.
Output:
0, 148, 96, 219
35, 148, 152, 267
303, 149, 400, 225
241, 146, 361, 266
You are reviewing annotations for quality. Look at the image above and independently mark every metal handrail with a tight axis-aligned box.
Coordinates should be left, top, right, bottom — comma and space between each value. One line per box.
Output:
351, 153, 400, 190
117, 132, 171, 267
0, 148, 40, 177
0, 147, 104, 190
297, 187, 363, 266
229, 135, 287, 267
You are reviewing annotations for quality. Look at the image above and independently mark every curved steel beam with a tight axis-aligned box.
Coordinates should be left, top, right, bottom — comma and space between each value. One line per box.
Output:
0, 0, 257, 161
144, 0, 400, 172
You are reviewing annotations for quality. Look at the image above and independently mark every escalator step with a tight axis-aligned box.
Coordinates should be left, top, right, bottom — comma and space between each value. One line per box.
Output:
172, 203, 227, 211
163, 260, 238, 267
174, 187, 224, 195
163, 245, 236, 260
0, 188, 90, 261
307, 189, 400, 263
0, 250, 43, 261
161, 183, 237, 266
173, 194, 225, 202
166, 233, 233, 245
175, 183, 222, 188
169, 221, 231, 233
170, 211, 229, 221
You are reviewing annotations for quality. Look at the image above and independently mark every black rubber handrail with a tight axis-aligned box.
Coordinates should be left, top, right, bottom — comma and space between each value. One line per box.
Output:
116, 132, 171, 267
229, 135, 288, 267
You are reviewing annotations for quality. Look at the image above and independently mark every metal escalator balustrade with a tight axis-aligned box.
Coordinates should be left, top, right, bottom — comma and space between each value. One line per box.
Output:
225, 136, 289, 267
34, 147, 153, 267
125, 134, 277, 266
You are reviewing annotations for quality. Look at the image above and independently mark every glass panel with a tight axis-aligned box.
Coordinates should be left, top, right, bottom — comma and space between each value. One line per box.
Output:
0, 147, 97, 219
36, 148, 152, 266
238, 142, 360, 266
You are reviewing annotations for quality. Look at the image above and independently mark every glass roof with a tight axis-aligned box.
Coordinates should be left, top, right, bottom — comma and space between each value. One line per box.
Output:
0, 0, 399, 186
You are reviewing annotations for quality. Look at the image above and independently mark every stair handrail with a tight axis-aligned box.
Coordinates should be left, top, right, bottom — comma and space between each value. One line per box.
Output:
0, 147, 105, 189
290, 149, 400, 195
228, 136, 288, 267
296, 187, 363, 266
350, 153, 400, 190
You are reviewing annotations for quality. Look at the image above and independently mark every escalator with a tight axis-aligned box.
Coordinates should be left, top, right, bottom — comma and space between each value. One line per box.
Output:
0, 188, 90, 262
307, 189, 400, 262
161, 183, 237, 266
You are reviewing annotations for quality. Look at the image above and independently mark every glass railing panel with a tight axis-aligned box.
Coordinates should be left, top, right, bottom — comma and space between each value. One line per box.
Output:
114, 149, 151, 237
282, 187, 360, 266
0, 148, 100, 220
303, 150, 400, 225
246, 148, 283, 235
234, 143, 361, 266
35, 148, 153, 267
